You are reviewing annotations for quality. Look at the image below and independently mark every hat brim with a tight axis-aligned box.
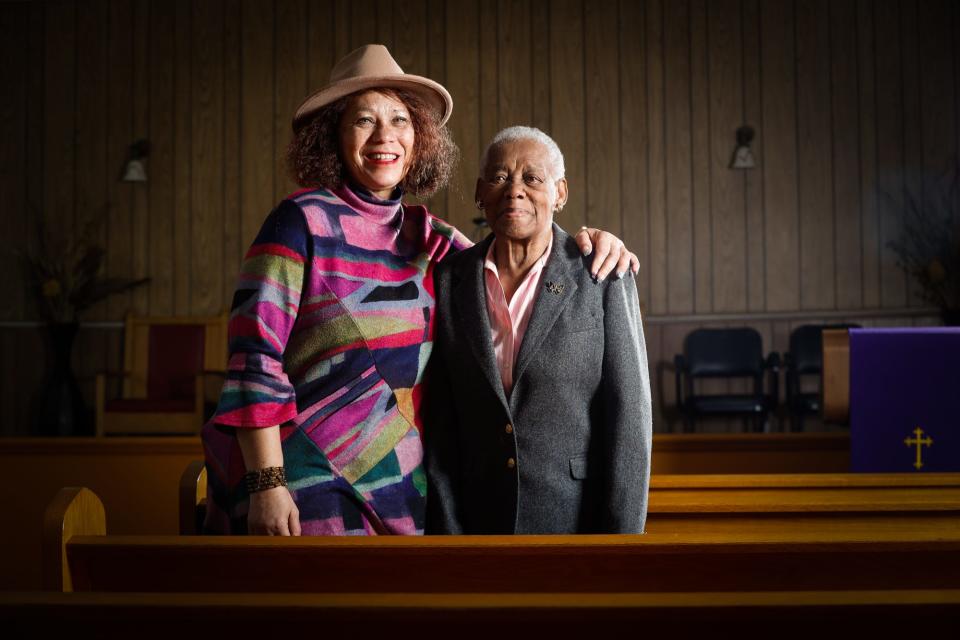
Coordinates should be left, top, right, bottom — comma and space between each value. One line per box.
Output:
293, 74, 453, 132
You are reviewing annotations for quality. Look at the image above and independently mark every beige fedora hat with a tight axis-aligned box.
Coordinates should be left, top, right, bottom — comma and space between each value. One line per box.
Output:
293, 44, 453, 132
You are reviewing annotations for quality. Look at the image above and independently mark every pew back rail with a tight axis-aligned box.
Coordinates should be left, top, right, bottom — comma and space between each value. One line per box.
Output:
46, 487, 960, 595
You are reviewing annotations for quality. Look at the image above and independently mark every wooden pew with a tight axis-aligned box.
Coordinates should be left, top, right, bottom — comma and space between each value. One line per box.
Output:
181, 464, 960, 535
3, 590, 959, 636
178, 460, 206, 535
47, 487, 960, 594
646, 472, 960, 533
0, 432, 853, 589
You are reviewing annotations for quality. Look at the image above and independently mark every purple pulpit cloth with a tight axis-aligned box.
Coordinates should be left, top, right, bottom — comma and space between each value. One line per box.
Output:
850, 327, 960, 472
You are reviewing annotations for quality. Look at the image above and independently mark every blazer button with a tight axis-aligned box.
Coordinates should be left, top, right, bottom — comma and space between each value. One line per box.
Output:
506, 457, 516, 469
505, 423, 514, 434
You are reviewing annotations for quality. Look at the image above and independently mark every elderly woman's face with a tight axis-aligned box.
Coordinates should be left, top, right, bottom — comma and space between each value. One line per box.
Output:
339, 90, 415, 198
476, 138, 567, 242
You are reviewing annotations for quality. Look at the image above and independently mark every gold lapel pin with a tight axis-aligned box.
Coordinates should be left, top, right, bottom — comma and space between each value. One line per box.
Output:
546, 281, 564, 295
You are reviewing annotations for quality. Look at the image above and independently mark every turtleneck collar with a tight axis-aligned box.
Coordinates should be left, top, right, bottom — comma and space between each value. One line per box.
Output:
332, 181, 403, 226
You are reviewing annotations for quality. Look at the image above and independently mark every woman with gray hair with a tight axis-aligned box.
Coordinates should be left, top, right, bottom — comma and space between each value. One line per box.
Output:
426, 126, 653, 534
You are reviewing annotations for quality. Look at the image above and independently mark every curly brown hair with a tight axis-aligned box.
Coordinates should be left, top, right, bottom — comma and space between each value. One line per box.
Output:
287, 88, 458, 198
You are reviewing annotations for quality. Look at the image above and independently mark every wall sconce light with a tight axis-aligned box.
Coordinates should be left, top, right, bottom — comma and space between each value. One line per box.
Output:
122, 139, 151, 182
729, 126, 756, 169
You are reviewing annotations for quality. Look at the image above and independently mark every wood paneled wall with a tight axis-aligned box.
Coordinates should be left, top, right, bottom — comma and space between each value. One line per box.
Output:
1, 0, 958, 434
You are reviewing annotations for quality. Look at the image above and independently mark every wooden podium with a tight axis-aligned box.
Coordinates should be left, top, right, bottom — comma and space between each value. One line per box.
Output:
821, 328, 851, 424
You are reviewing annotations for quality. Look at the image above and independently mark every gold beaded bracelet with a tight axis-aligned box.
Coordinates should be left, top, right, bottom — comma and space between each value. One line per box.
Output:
243, 466, 287, 494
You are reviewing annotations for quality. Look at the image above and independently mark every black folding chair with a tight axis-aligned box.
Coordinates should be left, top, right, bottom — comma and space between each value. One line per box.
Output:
674, 328, 780, 433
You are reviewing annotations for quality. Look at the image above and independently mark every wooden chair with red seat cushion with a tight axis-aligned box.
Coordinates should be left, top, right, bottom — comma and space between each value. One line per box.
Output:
95, 314, 228, 436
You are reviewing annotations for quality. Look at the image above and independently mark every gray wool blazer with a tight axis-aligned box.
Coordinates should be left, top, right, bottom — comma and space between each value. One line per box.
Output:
425, 224, 652, 534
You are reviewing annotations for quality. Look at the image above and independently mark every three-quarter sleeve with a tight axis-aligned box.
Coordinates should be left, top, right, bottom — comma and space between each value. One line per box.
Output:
210, 200, 309, 428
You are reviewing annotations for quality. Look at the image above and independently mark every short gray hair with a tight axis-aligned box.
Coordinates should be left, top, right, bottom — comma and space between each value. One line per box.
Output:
479, 126, 566, 181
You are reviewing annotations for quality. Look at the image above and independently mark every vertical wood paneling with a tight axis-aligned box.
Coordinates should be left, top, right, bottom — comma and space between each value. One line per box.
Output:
664, 0, 694, 313
132, 0, 150, 315
760, 0, 800, 311
830, 0, 862, 309
585, 0, 620, 236
350, 0, 376, 50
106, 0, 133, 320
690, 0, 712, 313
73, 0, 108, 323
222, 0, 241, 309
918, 1, 957, 208
446, 0, 480, 232
376, 0, 394, 50
333, 0, 350, 60
44, 0, 76, 274
874, 0, 907, 308
742, 0, 765, 312
393, 0, 428, 207
646, 0, 667, 313
619, 0, 649, 305
147, 0, 175, 315
8, 3, 47, 432
796, 0, 835, 309
394, 0, 427, 77
899, 0, 922, 307
6, 0, 960, 436
550, 0, 585, 228
308, 0, 335, 91
426, 0, 447, 218
478, 0, 498, 164
641, 323, 664, 431
74, 0, 110, 385
190, 0, 224, 316
274, 0, 307, 203
497, 0, 532, 129
530, 0, 550, 134
0, 4, 29, 320
660, 321, 699, 431
173, 0, 192, 314
708, 0, 747, 312
956, 2, 960, 169
857, 0, 880, 307
103, 0, 132, 380
240, 0, 274, 253
25, 2, 44, 321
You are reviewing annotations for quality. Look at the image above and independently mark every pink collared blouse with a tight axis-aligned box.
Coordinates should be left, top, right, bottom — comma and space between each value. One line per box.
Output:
483, 237, 553, 395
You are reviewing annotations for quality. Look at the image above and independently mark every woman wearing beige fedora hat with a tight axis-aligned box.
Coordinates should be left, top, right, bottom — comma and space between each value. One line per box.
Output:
201, 44, 638, 536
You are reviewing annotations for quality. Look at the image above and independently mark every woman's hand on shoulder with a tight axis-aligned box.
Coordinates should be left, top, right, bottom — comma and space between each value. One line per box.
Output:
247, 486, 302, 536
574, 227, 640, 281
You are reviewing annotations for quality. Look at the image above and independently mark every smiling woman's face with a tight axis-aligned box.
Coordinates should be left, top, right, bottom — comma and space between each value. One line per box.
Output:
476, 138, 567, 243
339, 90, 415, 199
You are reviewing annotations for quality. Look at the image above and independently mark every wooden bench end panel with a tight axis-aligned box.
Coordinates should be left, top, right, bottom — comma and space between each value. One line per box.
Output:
42, 487, 105, 592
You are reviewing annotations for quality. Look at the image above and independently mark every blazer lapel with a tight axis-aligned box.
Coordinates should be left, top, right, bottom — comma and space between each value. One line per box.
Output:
511, 225, 578, 393
451, 235, 511, 415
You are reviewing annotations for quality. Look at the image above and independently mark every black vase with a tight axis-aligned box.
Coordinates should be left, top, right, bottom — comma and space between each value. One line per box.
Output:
36, 322, 90, 437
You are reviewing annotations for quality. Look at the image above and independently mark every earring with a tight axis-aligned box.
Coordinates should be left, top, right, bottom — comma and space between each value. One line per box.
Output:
476, 200, 484, 210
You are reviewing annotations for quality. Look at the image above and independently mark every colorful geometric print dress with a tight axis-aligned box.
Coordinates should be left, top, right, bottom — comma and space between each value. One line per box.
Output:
201, 184, 469, 535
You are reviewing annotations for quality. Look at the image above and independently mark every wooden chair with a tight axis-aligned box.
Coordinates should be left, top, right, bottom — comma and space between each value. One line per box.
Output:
95, 313, 228, 436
